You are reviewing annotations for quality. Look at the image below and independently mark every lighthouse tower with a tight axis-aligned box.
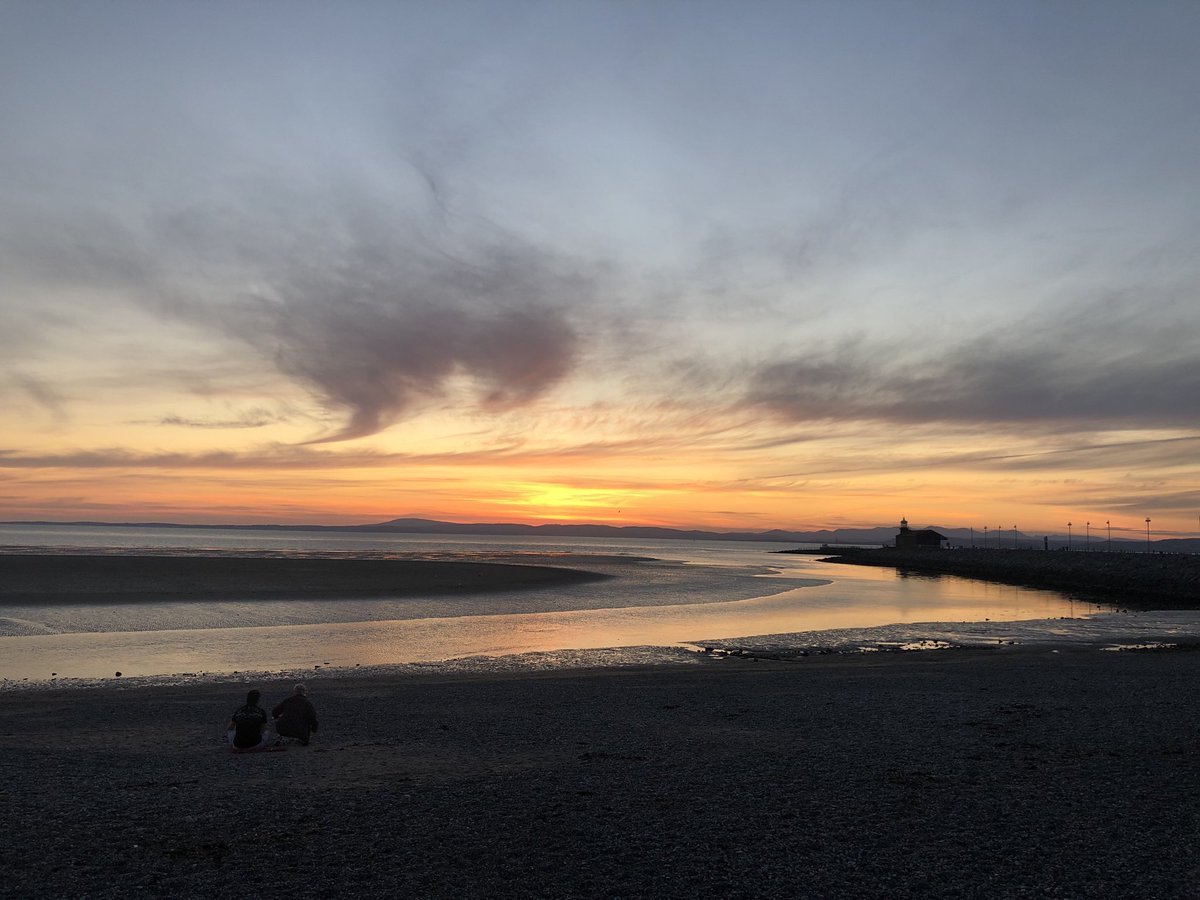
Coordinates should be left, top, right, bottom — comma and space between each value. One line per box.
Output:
895, 516, 946, 550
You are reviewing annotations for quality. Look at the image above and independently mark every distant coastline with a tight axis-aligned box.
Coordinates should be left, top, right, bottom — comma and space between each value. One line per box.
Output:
0, 517, 868, 546
6, 517, 1196, 552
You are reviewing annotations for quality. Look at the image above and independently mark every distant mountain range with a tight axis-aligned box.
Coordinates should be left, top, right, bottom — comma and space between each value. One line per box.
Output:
8, 515, 871, 544
5, 516, 1197, 552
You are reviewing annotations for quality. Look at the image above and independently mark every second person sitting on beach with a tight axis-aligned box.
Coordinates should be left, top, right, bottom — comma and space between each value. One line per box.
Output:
272, 683, 319, 746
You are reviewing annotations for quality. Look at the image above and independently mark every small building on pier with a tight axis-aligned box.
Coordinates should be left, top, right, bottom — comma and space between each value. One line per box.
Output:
895, 518, 946, 550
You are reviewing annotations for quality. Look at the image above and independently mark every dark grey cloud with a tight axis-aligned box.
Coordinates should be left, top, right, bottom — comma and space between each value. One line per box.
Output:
1, 177, 600, 442
277, 299, 578, 442
242, 233, 588, 442
747, 298, 1200, 430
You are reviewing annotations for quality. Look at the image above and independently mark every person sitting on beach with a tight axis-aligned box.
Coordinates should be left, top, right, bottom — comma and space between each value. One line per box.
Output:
272, 683, 319, 746
227, 689, 271, 750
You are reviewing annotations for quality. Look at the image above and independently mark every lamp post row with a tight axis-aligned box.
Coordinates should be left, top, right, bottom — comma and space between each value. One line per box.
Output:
1066, 515, 1155, 552
969, 515, 1181, 552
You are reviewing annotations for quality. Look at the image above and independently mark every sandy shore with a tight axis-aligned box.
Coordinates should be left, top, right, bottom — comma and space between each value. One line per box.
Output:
0, 554, 608, 604
4, 649, 1200, 898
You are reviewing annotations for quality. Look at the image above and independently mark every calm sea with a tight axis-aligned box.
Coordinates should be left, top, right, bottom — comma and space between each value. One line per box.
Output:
0, 523, 1112, 685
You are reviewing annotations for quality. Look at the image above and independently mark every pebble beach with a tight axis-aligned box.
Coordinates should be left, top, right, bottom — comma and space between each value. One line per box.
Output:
4, 647, 1200, 898
5, 548, 1200, 897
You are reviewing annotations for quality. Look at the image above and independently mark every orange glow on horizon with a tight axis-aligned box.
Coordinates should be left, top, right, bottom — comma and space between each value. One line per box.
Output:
3, 402, 1199, 536
487, 482, 660, 523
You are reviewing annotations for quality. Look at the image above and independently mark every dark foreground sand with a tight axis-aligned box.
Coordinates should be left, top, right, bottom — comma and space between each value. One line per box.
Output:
4, 649, 1200, 899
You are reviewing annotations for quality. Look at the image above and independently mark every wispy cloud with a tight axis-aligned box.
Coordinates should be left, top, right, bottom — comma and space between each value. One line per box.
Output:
0, 446, 392, 470
151, 410, 289, 430
6, 374, 68, 422
1096, 489, 1200, 516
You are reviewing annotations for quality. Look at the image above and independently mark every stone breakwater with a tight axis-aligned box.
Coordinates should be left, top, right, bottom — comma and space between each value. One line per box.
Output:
816, 547, 1200, 608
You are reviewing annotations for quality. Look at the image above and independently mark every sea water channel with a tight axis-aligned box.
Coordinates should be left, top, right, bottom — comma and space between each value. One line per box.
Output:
1, 523, 1193, 687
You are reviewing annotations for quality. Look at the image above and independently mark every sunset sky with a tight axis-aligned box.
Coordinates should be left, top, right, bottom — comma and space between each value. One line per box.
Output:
2, 1, 1198, 537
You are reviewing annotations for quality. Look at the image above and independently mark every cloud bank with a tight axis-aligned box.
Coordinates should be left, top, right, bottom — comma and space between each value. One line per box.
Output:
746, 296, 1200, 430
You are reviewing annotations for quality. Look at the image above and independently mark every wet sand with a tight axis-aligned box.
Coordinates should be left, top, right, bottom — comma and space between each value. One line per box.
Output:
0, 554, 608, 604
4, 648, 1200, 898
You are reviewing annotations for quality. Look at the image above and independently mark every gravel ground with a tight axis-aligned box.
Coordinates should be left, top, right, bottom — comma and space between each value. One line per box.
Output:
3, 648, 1200, 899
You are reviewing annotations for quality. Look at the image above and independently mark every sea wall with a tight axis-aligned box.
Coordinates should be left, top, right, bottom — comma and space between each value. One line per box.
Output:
816, 547, 1200, 608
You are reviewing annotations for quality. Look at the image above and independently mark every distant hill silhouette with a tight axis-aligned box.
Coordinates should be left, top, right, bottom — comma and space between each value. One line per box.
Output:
4, 517, 1194, 551
6, 516, 886, 544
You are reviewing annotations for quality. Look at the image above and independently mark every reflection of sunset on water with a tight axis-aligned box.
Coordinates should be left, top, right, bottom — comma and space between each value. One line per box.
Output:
0, 552, 1121, 683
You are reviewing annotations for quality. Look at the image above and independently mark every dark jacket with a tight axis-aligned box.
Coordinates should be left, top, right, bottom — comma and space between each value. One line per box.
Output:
272, 695, 319, 741
230, 703, 268, 749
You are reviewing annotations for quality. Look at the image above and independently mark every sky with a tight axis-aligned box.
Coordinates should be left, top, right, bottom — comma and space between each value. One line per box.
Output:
2, 1, 1198, 537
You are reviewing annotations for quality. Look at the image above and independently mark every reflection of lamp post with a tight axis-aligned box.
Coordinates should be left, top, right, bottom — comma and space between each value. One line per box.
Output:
1146, 517, 1152, 553
1086, 521, 1090, 550
1067, 522, 1072, 550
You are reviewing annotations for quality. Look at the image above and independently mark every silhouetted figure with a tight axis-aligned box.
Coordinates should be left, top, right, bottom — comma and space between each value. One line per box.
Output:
272, 683, 319, 746
228, 689, 270, 750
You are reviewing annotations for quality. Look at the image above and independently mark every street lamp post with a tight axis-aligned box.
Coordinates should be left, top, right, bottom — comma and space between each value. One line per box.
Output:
997, 526, 1002, 550
1107, 520, 1111, 551
1013, 526, 1018, 549
983, 526, 987, 549
1146, 517, 1152, 553
1086, 521, 1090, 550
1067, 522, 1072, 550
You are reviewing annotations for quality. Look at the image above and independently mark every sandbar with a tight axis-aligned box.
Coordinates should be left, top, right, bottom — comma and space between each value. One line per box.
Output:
0, 553, 608, 604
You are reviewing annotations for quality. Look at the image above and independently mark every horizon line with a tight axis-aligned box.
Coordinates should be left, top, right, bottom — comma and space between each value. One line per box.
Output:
0, 516, 1181, 541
